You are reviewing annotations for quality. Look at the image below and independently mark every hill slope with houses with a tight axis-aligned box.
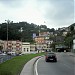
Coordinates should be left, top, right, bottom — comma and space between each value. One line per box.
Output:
0, 22, 75, 53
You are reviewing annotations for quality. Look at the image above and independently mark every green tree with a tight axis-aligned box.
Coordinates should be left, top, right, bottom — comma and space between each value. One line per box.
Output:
70, 25, 74, 31
64, 37, 73, 48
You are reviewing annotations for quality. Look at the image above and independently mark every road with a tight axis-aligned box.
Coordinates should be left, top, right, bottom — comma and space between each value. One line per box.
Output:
37, 52, 75, 75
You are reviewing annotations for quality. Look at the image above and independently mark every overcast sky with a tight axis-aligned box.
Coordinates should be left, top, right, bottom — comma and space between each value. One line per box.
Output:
0, 0, 74, 29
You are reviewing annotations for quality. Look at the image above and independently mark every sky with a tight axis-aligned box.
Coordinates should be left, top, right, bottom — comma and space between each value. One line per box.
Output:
0, 0, 74, 29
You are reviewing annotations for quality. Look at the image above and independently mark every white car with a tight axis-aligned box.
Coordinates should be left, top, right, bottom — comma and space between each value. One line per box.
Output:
0, 53, 7, 55
7, 52, 16, 56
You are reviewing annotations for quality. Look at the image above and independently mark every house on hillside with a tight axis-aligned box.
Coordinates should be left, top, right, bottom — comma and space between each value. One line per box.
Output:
62, 31, 68, 36
34, 36, 45, 44
39, 32, 50, 36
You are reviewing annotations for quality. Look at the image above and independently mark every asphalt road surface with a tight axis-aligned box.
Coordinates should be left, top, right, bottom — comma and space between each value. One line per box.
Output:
37, 52, 75, 75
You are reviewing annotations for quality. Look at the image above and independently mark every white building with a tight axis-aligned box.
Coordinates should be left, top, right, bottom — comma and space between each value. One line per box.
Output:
74, 26, 75, 30
62, 31, 68, 36
22, 42, 30, 54
73, 39, 75, 53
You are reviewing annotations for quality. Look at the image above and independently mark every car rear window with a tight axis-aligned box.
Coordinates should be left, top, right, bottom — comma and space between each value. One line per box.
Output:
46, 52, 55, 55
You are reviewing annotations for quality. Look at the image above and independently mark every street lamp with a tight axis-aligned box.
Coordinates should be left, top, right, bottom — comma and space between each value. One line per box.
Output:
19, 27, 23, 53
5, 20, 13, 51
19, 27, 23, 42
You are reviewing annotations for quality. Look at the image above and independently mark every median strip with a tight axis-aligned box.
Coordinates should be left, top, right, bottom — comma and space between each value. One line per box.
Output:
0, 53, 44, 75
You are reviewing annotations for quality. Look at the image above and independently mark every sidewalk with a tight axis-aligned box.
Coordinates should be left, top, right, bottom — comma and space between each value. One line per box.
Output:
20, 56, 40, 75
66, 52, 75, 57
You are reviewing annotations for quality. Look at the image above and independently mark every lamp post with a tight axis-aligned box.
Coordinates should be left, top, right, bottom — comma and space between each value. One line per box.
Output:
19, 27, 23, 42
19, 27, 23, 53
5, 20, 13, 51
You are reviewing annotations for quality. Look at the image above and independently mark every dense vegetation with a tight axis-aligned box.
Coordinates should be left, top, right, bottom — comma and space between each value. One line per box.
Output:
64, 23, 75, 48
0, 21, 55, 42
0, 21, 75, 48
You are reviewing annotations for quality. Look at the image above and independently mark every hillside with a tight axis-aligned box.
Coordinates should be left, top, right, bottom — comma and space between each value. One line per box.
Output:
0, 21, 54, 42
0, 21, 74, 43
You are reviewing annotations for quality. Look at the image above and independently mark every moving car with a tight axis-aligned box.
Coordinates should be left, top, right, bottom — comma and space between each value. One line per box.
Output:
45, 52, 57, 62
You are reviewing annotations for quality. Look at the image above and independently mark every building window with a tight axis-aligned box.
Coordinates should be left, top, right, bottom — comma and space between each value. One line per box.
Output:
30, 50, 32, 52
24, 48, 25, 52
27, 48, 29, 52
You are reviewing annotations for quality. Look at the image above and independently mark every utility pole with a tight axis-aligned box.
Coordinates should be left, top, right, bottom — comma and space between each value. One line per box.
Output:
5, 20, 13, 52
19, 27, 23, 52
19, 27, 23, 42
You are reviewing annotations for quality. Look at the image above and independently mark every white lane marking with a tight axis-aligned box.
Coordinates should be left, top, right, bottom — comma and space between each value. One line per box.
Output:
61, 62, 73, 70
35, 57, 43, 75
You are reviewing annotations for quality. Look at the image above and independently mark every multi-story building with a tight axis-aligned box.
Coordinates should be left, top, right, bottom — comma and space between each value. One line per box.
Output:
30, 44, 36, 52
0, 40, 4, 52
0, 40, 38, 54
34, 36, 45, 44
3, 40, 22, 52
34, 31, 54, 52
39, 32, 50, 36
5, 41, 39, 54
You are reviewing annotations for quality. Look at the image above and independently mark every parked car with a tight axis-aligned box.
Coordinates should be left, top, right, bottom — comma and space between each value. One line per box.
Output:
0, 53, 7, 55
45, 52, 57, 62
7, 51, 16, 56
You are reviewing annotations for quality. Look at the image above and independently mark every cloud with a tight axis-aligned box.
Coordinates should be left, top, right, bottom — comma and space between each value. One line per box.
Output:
37, 0, 74, 28
0, 0, 74, 29
0, 0, 25, 8
47, 0, 74, 20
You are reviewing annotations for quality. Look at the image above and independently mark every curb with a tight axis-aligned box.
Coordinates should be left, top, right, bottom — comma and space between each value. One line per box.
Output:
33, 56, 42, 67
20, 57, 38, 75
20, 56, 43, 75
33, 56, 44, 75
